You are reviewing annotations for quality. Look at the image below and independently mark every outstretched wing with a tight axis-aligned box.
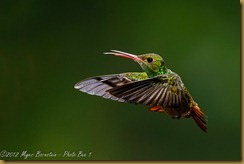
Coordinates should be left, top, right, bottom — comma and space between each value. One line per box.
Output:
107, 73, 187, 107
74, 73, 140, 102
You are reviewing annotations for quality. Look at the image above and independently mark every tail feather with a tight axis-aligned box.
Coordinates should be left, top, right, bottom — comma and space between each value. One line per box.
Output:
191, 105, 208, 133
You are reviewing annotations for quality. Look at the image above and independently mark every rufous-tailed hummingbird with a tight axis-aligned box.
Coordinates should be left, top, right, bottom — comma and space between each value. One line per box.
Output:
74, 50, 208, 132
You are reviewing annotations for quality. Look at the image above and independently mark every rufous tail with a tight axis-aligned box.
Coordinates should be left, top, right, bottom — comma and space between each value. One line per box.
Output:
191, 105, 208, 133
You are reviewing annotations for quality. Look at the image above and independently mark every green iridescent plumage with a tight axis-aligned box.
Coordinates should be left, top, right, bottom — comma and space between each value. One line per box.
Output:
75, 50, 208, 132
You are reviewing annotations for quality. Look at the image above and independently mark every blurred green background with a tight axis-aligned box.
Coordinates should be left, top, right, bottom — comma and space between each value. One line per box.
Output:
0, 0, 240, 161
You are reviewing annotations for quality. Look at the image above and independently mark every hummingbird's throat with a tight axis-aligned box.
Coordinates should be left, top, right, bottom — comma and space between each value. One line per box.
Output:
142, 65, 167, 78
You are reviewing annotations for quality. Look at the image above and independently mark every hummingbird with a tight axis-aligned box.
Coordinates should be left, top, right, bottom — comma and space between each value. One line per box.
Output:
74, 50, 208, 132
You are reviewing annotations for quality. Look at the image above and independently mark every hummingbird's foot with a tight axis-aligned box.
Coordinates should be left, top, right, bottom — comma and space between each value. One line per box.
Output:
158, 109, 165, 112
150, 106, 165, 113
182, 111, 192, 118
172, 115, 181, 119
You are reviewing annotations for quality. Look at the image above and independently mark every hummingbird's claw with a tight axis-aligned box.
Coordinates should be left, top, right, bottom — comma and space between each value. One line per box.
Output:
172, 115, 181, 119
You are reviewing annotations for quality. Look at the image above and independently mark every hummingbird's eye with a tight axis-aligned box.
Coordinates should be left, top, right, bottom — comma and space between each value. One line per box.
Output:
147, 57, 153, 63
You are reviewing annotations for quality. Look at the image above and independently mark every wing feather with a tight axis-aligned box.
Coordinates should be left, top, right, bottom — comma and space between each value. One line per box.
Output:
128, 85, 152, 102
108, 74, 187, 107
121, 84, 149, 99
157, 87, 168, 106
75, 73, 187, 108
74, 74, 132, 102
136, 86, 157, 104
150, 86, 164, 106
140, 84, 160, 105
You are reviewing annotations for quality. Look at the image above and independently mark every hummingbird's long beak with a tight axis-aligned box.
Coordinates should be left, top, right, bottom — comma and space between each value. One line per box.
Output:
104, 50, 141, 61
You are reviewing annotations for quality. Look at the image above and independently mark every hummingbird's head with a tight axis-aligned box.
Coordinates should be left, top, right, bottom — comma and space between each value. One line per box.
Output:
104, 50, 167, 77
